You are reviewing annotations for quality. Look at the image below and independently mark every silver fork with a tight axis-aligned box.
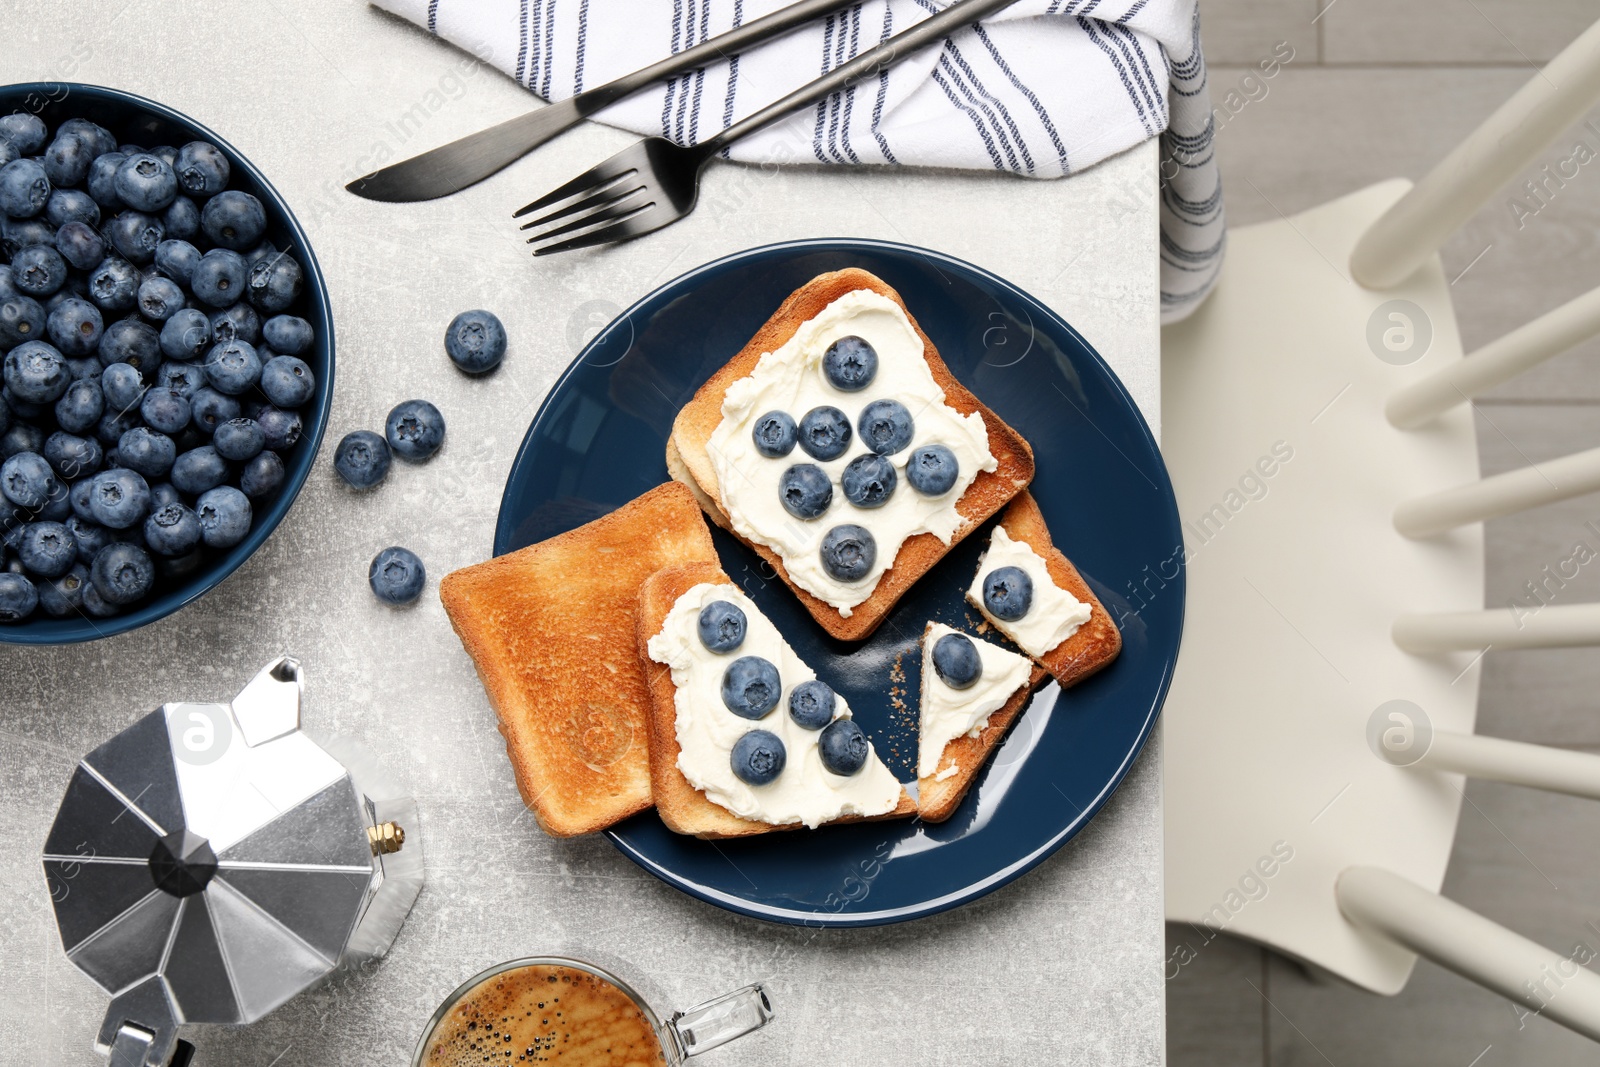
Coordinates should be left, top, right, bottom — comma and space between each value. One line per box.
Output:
514, 0, 1019, 255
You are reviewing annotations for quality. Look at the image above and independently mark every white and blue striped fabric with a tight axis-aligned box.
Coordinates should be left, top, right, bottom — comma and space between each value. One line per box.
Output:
374, 0, 1223, 321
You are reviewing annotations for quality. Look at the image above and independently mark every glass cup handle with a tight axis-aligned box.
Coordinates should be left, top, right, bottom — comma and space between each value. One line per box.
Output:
667, 983, 775, 1058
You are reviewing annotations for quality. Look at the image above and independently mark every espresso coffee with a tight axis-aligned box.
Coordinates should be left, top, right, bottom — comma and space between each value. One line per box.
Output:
421, 964, 667, 1066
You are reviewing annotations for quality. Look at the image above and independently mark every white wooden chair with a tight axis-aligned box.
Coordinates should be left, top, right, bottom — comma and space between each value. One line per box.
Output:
1160, 17, 1600, 1039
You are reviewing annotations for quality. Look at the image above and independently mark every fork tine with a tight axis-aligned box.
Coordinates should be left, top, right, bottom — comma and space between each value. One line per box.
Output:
525, 189, 654, 246
512, 156, 640, 218
517, 181, 646, 231
531, 203, 665, 256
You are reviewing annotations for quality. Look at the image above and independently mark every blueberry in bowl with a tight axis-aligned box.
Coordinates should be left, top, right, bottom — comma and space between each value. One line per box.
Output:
0, 84, 333, 644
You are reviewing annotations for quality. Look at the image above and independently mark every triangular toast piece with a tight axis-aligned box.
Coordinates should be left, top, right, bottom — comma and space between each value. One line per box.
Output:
915, 623, 1046, 824
637, 560, 915, 839
668, 267, 1035, 642
439, 482, 716, 836
966, 492, 1122, 687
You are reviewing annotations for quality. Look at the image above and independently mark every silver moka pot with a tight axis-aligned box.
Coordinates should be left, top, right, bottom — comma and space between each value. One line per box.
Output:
41, 657, 423, 1067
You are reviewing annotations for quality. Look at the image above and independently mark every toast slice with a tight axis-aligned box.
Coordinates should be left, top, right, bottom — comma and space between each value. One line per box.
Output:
637, 560, 915, 839
439, 482, 716, 837
668, 267, 1035, 642
916, 623, 1047, 823
969, 492, 1122, 687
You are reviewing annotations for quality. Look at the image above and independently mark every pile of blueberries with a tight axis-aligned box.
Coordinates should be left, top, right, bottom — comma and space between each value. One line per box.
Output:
696, 597, 870, 786
751, 335, 962, 584
0, 111, 318, 623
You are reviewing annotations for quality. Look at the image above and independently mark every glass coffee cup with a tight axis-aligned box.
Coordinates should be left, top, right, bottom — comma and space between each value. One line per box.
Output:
411, 956, 774, 1066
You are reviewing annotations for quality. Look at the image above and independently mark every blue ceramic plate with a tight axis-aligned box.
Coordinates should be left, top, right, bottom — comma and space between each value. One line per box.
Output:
495, 240, 1182, 926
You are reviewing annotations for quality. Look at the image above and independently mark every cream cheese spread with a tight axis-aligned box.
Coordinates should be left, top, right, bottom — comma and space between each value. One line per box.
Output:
917, 622, 1033, 779
706, 289, 997, 615
966, 527, 1092, 657
646, 581, 902, 827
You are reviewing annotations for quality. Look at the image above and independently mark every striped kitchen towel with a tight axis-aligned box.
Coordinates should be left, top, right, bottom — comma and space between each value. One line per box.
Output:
374, 0, 1223, 321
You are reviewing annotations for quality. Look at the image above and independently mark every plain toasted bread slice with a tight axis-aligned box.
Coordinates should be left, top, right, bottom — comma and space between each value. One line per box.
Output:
636, 560, 916, 839
668, 267, 1035, 642
439, 482, 716, 837
981, 492, 1123, 687
915, 625, 1047, 824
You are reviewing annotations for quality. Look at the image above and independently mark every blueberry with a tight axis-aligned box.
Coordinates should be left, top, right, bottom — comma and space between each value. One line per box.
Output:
201, 190, 266, 251
46, 297, 103, 355
819, 524, 875, 582
45, 188, 99, 228
730, 730, 786, 786
798, 405, 851, 461
53, 220, 106, 272
68, 480, 94, 521
0, 290, 45, 348
160, 308, 211, 361
43, 133, 94, 188
696, 599, 747, 653
0, 216, 53, 258
148, 482, 181, 510
88, 468, 151, 529
443, 309, 506, 374
137, 275, 184, 321
18, 521, 75, 578
174, 141, 230, 198
905, 443, 960, 496
90, 541, 154, 605
154, 238, 200, 285
245, 253, 302, 314
255, 406, 302, 450
113, 153, 178, 213
195, 485, 251, 548
65, 516, 109, 562
213, 418, 264, 462
80, 580, 117, 617
117, 427, 176, 479
778, 463, 832, 520
263, 314, 313, 356
368, 545, 425, 605
982, 565, 1035, 622
86, 152, 126, 209
0, 140, 13, 167
100, 362, 146, 413
100, 319, 161, 373
190, 248, 247, 307
36, 562, 88, 617
88, 257, 140, 312
2, 385, 45, 420
932, 632, 983, 689
822, 335, 878, 392
385, 399, 444, 461
153, 189, 195, 237
751, 410, 797, 458
95, 408, 140, 449
61, 120, 117, 158
787, 678, 836, 730
0, 571, 37, 620
331, 429, 389, 490
840, 453, 896, 509
858, 399, 915, 456
157, 549, 204, 581
259, 355, 314, 408
190, 387, 239, 434
818, 718, 870, 776
105, 211, 163, 264
12, 245, 67, 297
0, 114, 47, 155
244, 240, 278, 268
143, 501, 202, 557
209, 303, 260, 345
0, 451, 57, 510
170, 445, 227, 495
3, 340, 69, 403
0, 158, 50, 218
42, 431, 102, 480
0, 423, 44, 459
202, 340, 261, 395
137, 391, 188, 440
720, 655, 781, 719
239, 450, 284, 498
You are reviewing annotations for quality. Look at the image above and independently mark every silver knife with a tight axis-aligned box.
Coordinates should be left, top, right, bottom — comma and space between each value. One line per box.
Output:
347, 0, 861, 202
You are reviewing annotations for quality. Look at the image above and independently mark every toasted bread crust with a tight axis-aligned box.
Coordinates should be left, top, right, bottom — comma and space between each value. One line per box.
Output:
996, 492, 1123, 686
668, 268, 1035, 642
636, 561, 915, 839
914, 624, 1047, 823
439, 482, 716, 837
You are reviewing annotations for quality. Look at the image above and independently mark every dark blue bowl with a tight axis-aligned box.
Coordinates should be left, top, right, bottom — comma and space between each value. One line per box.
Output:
0, 83, 333, 644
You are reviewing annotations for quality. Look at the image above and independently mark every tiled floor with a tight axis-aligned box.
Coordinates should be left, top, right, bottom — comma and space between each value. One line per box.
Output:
1169, 2, 1600, 1063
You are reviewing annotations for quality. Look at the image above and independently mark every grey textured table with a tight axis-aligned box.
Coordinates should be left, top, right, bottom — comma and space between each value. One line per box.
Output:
0, 3, 1165, 1064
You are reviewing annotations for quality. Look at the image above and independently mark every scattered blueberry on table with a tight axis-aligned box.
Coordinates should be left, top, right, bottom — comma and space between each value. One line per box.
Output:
333, 429, 390, 490
444, 308, 506, 374
368, 545, 425, 606
0, 114, 319, 622
385, 399, 445, 462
